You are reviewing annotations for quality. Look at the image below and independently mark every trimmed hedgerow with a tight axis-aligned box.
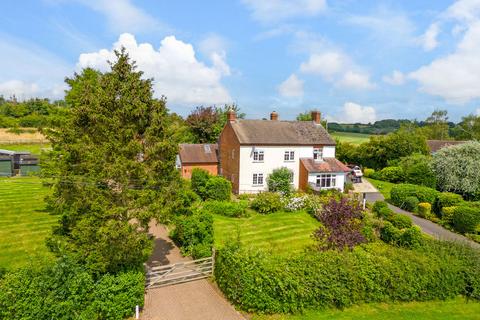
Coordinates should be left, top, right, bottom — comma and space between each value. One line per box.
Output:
205, 176, 232, 201
452, 206, 480, 234
214, 241, 480, 314
403, 196, 419, 212
433, 192, 464, 217
391, 184, 439, 208
390, 214, 413, 229
203, 200, 248, 217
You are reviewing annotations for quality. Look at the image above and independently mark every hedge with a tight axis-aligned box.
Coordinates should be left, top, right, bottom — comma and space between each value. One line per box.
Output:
205, 176, 232, 201
203, 200, 248, 217
171, 212, 214, 259
0, 258, 144, 320
452, 206, 480, 234
433, 192, 463, 217
251, 192, 283, 214
215, 241, 480, 313
417, 202, 432, 219
390, 184, 439, 208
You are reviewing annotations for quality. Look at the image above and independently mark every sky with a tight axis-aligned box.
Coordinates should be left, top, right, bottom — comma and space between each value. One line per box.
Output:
1, 0, 480, 123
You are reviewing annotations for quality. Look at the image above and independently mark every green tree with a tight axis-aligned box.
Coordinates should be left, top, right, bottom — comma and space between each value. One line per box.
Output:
451, 114, 480, 141
44, 50, 180, 273
423, 109, 450, 140
398, 154, 436, 188
267, 167, 293, 195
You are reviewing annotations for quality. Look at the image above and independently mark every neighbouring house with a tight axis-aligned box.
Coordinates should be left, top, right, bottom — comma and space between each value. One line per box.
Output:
218, 110, 349, 194
177, 143, 219, 179
426, 140, 467, 154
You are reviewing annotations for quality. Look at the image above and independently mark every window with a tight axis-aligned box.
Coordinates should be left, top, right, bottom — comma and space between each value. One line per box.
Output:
284, 150, 295, 161
253, 150, 264, 162
315, 174, 336, 188
253, 173, 264, 186
313, 148, 323, 161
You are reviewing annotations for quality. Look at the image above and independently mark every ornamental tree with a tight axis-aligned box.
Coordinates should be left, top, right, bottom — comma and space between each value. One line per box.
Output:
44, 49, 180, 273
267, 167, 293, 195
313, 197, 366, 251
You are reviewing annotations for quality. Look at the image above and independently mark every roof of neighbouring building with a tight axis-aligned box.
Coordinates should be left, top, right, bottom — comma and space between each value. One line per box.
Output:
426, 140, 468, 153
300, 158, 350, 173
229, 120, 336, 146
178, 144, 218, 164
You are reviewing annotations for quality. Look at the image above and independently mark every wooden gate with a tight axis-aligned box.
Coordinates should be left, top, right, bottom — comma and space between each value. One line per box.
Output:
145, 256, 214, 289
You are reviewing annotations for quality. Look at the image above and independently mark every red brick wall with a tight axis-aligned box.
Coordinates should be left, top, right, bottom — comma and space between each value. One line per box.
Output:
299, 160, 308, 191
218, 123, 240, 193
181, 163, 218, 179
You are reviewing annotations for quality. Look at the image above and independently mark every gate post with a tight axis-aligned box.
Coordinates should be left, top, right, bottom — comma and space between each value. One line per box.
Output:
211, 247, 216, 277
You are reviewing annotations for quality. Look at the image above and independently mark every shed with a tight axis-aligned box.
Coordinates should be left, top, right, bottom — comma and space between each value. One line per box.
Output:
177, 144, 219, 179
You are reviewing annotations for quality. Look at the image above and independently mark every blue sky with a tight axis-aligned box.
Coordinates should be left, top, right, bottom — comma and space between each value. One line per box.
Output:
1, 0, 480, 122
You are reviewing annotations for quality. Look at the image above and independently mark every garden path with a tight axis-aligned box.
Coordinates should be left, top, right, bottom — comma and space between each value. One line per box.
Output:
141, 222, 245, 320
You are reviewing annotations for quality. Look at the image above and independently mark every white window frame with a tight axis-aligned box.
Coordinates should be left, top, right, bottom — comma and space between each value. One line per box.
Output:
253, 150, 264, 162
284, 150, 295, 162
313, 148, 323, 161
252, 173, 264, 186
315, 174, 336, 188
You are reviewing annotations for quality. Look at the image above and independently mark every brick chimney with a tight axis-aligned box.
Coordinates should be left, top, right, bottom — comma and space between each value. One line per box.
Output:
227, 109, 236, 123
270, 111, 279, 121
311, 110, 321, 124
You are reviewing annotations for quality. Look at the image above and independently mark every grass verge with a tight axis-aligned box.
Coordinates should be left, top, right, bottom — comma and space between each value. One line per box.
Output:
367, 178, 395, 200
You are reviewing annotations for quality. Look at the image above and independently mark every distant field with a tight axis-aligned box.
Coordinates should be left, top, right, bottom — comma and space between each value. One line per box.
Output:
0, 176, 56, 269
254, 297, 480, 320
213, 210, 319, 254
0, 143, 51, 155
330, 131, 371, 145
0, 128, 48, 144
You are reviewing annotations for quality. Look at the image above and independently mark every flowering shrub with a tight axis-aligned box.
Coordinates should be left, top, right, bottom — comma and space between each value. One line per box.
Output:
283, 195, 307, 212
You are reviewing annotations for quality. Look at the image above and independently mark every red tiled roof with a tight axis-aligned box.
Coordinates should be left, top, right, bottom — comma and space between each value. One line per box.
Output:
179, 144, 218, 164
300, 158, 350, 173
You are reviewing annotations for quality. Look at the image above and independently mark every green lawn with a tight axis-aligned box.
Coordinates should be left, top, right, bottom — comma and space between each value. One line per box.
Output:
367, 178, 395, 199
0, 143, 50, 156
213, 210, 319, 254
330, 132, 371, 145
0, 176, 57, 269
254, 298, 480, 320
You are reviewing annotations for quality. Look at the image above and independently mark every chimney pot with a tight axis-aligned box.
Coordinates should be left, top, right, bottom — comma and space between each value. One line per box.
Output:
227, 109, 236, 123
311, 110, 321, 124
270, 111, 279, 121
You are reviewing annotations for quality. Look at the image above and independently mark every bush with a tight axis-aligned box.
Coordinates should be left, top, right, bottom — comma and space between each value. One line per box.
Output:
251, 192, 283, 214
303, 194, 324, 215
171, 212, 213, 258
452, 206, 480, 234
399, 154, 436, 188
203, 200, 248, 217
390, 184, 439, 207
398, 226, 423, 248
417, 202, 432, 219
267, 167, 294, 195
441, 206, 456, 225
378, 207, 394, 220
191, 168, 210, 199
205, 176, 232, 201
380, 221, 402, 244
363, 168, 375, 178
403, 196, 419, 212
377, 166, 404, 183
214, 240, 479, 313
283, 195, 307, 212
390, 214, 413, 229
0, 258, 144, 320
372, 201, 388, 215
433, 192, 463, 216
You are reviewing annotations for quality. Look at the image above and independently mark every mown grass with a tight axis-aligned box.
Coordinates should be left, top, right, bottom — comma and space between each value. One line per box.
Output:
0, 176, 57, 269
0, 143, 50, 156
330, 132, 371, 145
367, 178, 395, 200
213, 210, 319, 254
253, 297, 480, 320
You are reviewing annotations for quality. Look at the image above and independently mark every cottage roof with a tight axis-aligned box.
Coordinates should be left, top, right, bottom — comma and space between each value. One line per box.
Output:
426, 140, 467, 153
300, 158, 350, 173
229, 120, 335, 146
178, 144, 218, 164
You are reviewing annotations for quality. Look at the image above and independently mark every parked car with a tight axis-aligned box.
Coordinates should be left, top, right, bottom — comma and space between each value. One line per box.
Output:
347, 164, 363, 183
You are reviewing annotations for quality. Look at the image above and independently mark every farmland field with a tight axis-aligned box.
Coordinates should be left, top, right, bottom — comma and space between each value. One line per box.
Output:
0, 143, 50, 155
330, 131, 371, 145
0, 176, 57, 269
213, 210, 319, 254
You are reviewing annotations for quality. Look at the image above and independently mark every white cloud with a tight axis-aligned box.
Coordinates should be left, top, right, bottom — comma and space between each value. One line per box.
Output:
75, 0, 162, 33
278, 74, 304, 97
0, 80, 39, 99
299, 51, 375, 90
419, 23, 440, 51
198, 34, 231, 76
77, 33, 232, 106
476, 108, 480, 115
445, 0, 480, 23
328, 102, 377, 124
383, 70, 406, 85
242, 0, 327, 23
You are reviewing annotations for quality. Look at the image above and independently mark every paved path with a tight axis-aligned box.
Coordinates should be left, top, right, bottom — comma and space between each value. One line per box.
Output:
142, 222, 245, 320
364, 190, 480, 249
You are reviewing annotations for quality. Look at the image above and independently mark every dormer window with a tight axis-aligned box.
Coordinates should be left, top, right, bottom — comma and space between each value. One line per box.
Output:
253, 150, 264, 162
313, 148, 323, 161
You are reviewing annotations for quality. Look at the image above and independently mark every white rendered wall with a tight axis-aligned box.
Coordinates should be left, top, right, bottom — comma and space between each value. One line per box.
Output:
323, 146, 335, 158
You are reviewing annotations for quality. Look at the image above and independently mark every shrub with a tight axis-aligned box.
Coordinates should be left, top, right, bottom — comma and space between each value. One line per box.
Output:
170, 212, 213, 258
191, 168, 210, 199
380, 221, 402, 244
344, 182, 354, 193
205, 176, 232, 201
390, 184, 439, 207
390, 214, 413, 229
250, 192, 283, 214
283, 195, 307, 212
363, 168, 375, 178
214, 240, 479, 313
441, 206, 456, 225
267, 167, 294, 195
452, 206, 480, 234
175, 187, 201, 215
433, 192, 463, 216
372, 201, 388, 215
377, 166, 404, 183
203, 200, 247, 217
399, 154, 436, 188
403, 196, 419, 212
378, 207, 394, 220
417, 202, 432, 219
303, 194, 324, 215
398, 226, 423, 248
